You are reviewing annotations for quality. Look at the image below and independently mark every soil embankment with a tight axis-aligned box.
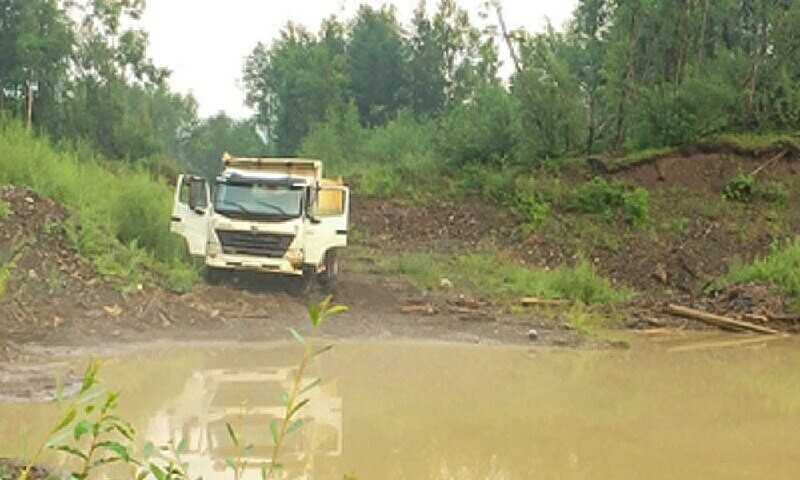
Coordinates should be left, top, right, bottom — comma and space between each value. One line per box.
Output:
2, 144, 799, 367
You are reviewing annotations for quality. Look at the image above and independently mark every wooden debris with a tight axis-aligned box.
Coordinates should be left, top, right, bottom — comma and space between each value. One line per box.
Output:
749, 149, 787, 177
520, 297, 571, 307
668, 334, 787, 353
664, 304, 778, 334
401, 304, 436, 315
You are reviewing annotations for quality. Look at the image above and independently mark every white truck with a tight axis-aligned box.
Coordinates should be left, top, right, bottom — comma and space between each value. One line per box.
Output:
170, 154, 350, 285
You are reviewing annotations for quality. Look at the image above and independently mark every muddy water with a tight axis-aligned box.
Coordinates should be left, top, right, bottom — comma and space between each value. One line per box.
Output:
1, 336, 800, 479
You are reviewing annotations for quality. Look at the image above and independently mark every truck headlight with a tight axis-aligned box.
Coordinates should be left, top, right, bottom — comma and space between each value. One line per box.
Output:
286, 249, 303, 266
207, 240, 221, 258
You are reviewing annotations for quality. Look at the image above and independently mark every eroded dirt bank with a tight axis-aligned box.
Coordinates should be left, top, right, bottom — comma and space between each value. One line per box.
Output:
2, 146, 799, 370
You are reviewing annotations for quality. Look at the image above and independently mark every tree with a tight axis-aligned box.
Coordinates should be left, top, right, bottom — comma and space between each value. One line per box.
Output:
244, 21, 347, 154
180, 113, 266, 179
346, 5, 405, 126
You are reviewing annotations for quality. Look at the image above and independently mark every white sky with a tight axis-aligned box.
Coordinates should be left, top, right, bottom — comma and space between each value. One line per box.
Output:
142, 1, 578, 118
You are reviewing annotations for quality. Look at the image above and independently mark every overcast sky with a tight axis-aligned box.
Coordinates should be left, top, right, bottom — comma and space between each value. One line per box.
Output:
142, 1, 578, 118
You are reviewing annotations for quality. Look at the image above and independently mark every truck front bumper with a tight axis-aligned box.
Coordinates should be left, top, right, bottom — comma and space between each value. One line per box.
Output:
206, 253, 302, 276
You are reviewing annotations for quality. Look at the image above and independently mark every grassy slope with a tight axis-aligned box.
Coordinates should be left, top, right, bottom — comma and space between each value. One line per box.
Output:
0, 121, 197, 292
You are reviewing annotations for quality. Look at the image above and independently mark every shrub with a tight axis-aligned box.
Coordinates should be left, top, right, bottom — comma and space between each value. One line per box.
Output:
724, 174, 789, 206
569, 177, 650, 227
0, 120, 197, 291
726, 239, 800, 300
724, 174, 756, 202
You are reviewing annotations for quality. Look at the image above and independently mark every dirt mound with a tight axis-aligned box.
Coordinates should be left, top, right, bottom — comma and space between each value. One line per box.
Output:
611, 151, 800, 193
352, 195, 517, 251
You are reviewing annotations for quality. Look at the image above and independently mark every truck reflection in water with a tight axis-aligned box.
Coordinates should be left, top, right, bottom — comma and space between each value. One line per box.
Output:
145, 366, 342, 479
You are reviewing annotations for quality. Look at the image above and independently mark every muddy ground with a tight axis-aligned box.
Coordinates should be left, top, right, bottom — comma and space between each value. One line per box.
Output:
2, 146, 800, 402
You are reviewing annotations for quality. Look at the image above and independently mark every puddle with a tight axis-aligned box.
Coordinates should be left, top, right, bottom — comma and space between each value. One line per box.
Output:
2, 336, 800, 479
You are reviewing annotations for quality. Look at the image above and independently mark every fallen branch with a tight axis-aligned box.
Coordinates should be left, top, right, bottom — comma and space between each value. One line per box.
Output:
667, 334, 787, 353
749, 149, 787, 177
520, 297, 571, 307
401, 304, 436, 315
664, 304, 778, 334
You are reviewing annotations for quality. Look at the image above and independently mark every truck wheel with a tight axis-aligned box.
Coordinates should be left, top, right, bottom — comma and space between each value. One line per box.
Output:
318, 250, 339, 287
301, 265, 317, 293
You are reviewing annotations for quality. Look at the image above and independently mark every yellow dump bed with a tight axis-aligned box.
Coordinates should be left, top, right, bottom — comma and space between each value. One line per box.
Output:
222, 153, 322, 182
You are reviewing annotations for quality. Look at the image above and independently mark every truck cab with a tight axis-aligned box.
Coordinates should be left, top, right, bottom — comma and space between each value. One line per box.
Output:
171, 155, 349, 285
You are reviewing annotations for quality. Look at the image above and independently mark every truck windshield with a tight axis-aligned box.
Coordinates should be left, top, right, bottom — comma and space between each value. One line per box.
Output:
214, 182, 303, 219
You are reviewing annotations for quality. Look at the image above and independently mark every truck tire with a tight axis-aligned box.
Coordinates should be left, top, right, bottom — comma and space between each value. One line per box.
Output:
301, 264, 317, 293
318, 250, 339, 287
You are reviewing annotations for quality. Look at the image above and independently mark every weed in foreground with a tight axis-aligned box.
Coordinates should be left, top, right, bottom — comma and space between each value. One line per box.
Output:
17, 297, 349, 480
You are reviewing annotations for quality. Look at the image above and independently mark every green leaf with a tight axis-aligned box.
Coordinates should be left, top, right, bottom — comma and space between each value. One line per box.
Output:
269, 420, 280, 444
45, 430, 72, 449
299, 378, 321, 396
286, 418, 304, 436
325, 305, 348, 316
101, 392, 120, 415
91, 457, 121, 468
320, 295, 332, 313
261, 463, 268, 480
308, 305, 320, 327
84, 405, 95, 415
289, 327, 306, 345
281, 390, 290, 407
143, 442, 155, 459
288, 398, 310, 419
111, 423, 135, 441
176, 437, 188, 454
136, 470, 149, 480
224, 458, 236, 470
50, 408, 76, 435
150, 464, 166, 480
225, 422, 239, 447
312, 344, 334, 357
73, 420, 92, 441
243, 444, 254, 457
77, 388, 106, 405
53, 445, 88, 460
80, 360, 101, 394
98, 441, 130, 461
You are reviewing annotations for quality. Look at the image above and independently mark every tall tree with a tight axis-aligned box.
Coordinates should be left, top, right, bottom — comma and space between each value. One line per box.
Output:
346, 5, 405, 126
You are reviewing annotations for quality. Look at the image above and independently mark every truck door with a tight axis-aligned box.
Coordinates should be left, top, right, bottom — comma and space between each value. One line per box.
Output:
306, 186, 350, 265
171, 174, 210, 256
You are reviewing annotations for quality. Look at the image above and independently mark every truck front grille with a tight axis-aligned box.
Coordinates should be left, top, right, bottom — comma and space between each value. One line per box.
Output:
215, 230, 295, 258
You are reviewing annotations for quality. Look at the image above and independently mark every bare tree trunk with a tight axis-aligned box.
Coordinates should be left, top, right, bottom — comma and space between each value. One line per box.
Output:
613, 10, 639, 152
697, 0, 710, 64
26, 81, 33, 133
491, 0, 523, 76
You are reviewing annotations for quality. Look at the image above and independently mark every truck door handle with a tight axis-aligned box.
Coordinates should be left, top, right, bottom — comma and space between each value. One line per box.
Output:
171, 216, 182, 222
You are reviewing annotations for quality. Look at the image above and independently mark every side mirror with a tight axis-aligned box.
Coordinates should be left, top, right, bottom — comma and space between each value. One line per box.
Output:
192, 206, 206, 215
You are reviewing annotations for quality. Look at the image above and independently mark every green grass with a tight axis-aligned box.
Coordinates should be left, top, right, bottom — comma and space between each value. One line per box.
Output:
0, 199, 9, 219
725, 239, 800, 303
0, 120, 198, 292
384, 251, 634, 305
608, 146, 675, 169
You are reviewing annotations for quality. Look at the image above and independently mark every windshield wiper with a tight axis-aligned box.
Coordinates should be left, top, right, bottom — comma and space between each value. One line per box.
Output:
253, 200, 291, 216
217, 200, 253, 214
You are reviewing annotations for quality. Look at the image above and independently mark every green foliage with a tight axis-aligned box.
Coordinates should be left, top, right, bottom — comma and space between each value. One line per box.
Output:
438, 85, 520, 166
0, 121, 197, 291
0, 199, 9, 220
726, 239, 800, 301
179, 113, 265, 179
723, 174, 788, 206
386, 251, 633, 305
569, 177, 650, 227
301, 106, 442, 198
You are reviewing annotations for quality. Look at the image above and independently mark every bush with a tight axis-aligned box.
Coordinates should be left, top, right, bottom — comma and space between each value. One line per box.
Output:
437, 85, 521, 167
301, 106, 442, 198
0, 120, 197, 291
723, 174, 789, 206
726, 239, 800, 300
569, 177, 650, 227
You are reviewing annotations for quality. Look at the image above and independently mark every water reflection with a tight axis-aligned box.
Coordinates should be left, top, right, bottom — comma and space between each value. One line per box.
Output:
2, 337, 800, 479
146, 366, 342, 479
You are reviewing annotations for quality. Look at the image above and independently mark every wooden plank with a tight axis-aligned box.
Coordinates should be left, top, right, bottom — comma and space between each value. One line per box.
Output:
520, 297, 571, 307
664, 304, 779, 335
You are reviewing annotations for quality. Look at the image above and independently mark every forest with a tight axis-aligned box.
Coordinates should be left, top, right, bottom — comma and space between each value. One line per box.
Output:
2, 0, 799, 176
